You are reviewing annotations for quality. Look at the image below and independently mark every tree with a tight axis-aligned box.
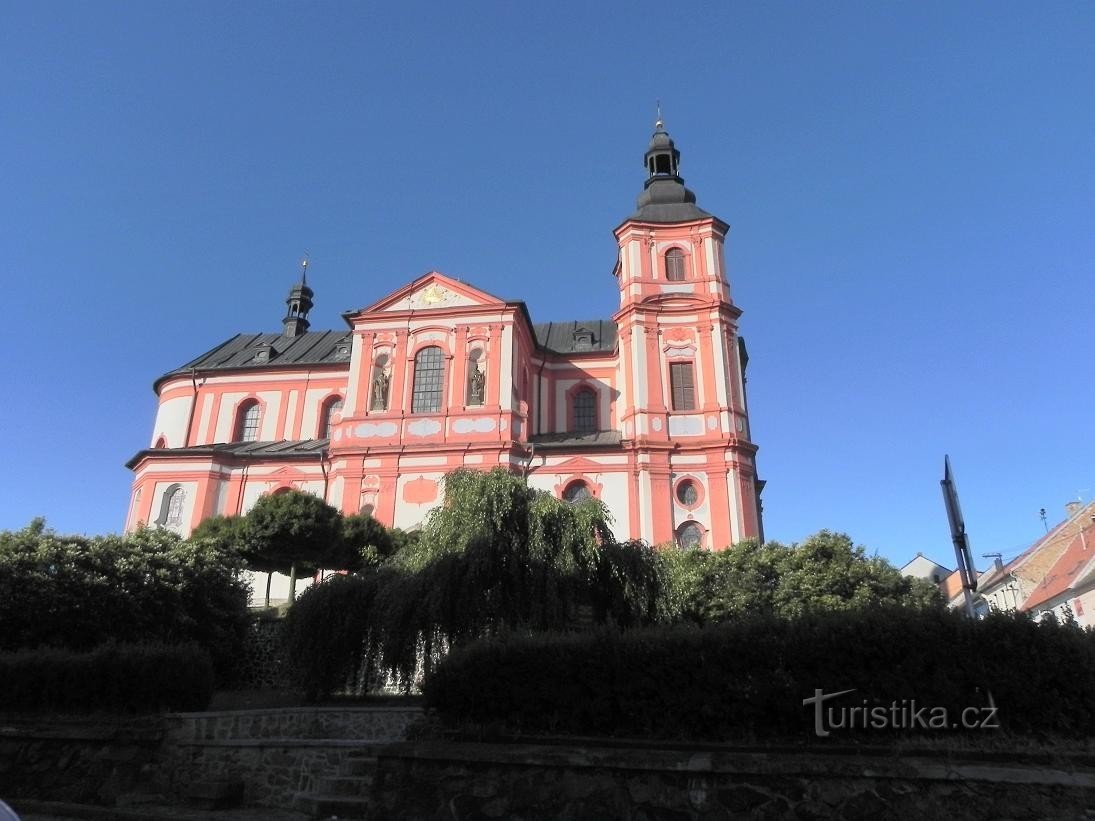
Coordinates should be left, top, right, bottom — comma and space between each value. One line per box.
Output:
341, 512, 396, 571
242, 490, 343, 602
675, 531, 944, 624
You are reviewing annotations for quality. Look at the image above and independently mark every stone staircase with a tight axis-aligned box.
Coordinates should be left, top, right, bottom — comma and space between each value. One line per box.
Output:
294, 747, 380, 820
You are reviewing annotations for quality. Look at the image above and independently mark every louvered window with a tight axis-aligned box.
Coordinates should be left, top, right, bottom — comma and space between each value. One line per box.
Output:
412, 346, 445, 413
669, 363, 696, 411
665, 249, 686, 281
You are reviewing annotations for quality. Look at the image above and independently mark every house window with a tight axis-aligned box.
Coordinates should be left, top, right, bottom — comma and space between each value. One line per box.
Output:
235, 401, 261, 442
665, 248, 686, 281
412, 346, 445, 413
319, 396, 343, 439
676, 480, 698, 506
669, 363, 696, 411
572, 388, 597, 433
563, 481, 592, 504
676, 522, 703, 550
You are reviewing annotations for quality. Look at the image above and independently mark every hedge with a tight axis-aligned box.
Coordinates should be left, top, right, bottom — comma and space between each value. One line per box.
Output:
0, 643, 214, 713
423, 608, 1095, 739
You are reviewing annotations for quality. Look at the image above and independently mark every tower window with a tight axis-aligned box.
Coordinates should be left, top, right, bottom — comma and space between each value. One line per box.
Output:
676, 522, 704, 550
665, 249, 686, 281
572, 387, 597, 433
563, 481, 592, 504
669, 363, 696, 411
412, 346, 445, 413
319, 396, 343, 439
235, 401, 261, 442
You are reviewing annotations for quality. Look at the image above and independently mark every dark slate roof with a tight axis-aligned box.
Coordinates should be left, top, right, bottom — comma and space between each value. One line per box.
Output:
126, 439, 328, 469
532, 319, 618, 354
157, 331, 352, 385
529, 431, 623, 449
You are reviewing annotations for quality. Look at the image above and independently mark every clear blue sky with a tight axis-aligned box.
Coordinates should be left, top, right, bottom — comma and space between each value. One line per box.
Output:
2, 1, 1092, 568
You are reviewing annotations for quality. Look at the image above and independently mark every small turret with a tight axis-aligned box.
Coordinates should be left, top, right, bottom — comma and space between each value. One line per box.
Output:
282, 258, 314, 337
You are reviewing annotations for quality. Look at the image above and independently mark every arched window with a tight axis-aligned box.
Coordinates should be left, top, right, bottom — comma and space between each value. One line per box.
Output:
319, 396, 343, 439
563, 481, 592, 504
572, 388, 597, 433
234, 400, 261, 442
412, 346, 445, 413
154, 483, 186, 528
665, 248, 686, 281
676, 522, 704, 550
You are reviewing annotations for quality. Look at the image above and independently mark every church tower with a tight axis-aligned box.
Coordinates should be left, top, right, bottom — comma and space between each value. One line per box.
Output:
613, 119, 763, 548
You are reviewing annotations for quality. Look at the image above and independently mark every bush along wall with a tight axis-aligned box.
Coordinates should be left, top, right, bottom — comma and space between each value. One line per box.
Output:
423, 608, 1095, 740
0, 643, 214, 713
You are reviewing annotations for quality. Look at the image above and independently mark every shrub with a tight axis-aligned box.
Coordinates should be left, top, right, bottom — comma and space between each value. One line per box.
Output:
0, 643, 214, 713
423, 608, 1095, 739
0, 520, 249, 683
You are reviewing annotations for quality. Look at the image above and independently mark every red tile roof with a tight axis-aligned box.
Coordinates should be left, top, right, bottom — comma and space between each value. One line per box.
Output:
1022, 522, 1095, 611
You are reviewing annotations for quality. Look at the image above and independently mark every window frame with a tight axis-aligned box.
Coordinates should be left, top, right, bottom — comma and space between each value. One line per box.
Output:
411, 345, 446, 414
665, 247, 687, 281
571, 386, 598, 433
234, 400, 261, 442
669, 362, 696, 411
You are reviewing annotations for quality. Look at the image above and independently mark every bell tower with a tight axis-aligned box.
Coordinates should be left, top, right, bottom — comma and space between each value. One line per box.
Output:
613, 118, 763, 549
282, 259, 314, 338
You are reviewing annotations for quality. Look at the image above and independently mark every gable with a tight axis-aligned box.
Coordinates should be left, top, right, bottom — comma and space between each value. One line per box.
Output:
357, 272, 508, 314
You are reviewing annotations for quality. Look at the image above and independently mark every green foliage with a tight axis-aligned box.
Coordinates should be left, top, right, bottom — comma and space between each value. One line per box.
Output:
286, 469, 665, 696
0, 642, 214, 713
242, 490, 345, 575
0, 521, 249, 682
425, 608, 1095, 739
283, 574, 378, 699
341, 513, 396, 571
669, 531, 943, 624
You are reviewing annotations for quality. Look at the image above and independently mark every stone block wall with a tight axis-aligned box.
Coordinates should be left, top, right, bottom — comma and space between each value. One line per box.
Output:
371, 741, 1095, 820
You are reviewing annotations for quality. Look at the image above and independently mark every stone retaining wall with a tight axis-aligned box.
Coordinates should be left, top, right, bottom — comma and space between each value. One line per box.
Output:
164, 706, 421, 742
372, 741, 1095, 820
0, 717, 164, 805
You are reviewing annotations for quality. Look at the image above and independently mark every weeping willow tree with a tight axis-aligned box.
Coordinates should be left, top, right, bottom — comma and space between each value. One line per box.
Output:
286, 468, 670, 693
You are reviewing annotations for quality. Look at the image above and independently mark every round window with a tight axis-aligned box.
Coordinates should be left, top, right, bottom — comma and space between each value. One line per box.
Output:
676, 480, 698, 506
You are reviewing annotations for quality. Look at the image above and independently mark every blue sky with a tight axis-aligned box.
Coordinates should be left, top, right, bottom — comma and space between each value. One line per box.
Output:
2, 1, 1092, 568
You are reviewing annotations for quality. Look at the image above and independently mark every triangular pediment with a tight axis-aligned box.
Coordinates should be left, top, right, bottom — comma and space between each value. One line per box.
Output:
357, 272, 508, 315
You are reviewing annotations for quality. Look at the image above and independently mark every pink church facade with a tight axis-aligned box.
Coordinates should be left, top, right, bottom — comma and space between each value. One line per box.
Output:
126, 123, 764, 551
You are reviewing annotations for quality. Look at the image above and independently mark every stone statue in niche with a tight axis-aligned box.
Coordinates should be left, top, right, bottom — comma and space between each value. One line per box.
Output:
370, 369, 390, 411
468, 365, 485, 405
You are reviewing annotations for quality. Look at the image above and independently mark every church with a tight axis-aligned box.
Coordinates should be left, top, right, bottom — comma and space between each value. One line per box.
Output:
125, 121, 764, 556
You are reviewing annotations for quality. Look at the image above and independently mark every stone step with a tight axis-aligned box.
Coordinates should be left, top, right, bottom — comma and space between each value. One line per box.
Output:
315, 774, 374, 796
295, 792, 373, 819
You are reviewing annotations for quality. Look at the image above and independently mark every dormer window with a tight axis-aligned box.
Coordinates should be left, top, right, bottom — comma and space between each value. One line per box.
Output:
334, 337, 351, 360
573, 328, 594, 351
665, 249, 686, 281
253, 340, 275, 363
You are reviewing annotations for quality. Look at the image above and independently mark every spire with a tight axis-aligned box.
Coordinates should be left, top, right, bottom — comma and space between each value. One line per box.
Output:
628, 116, 711, 224
282, 257, 314, 338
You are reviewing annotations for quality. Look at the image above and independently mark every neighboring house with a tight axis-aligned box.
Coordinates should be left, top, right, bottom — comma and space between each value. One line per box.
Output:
930, 501, 1095, 620
125, 120, 765, 602
900, 553, 952, 585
